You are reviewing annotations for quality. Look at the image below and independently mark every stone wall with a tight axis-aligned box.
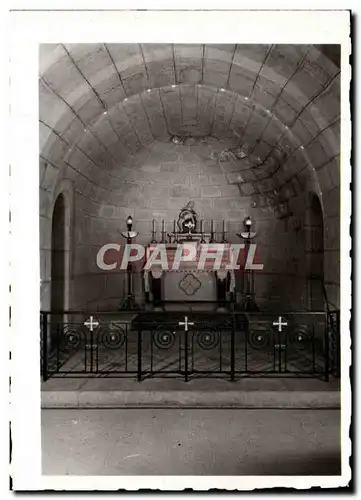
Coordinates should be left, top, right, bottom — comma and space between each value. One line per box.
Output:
57, 138, 315, 311
38, 44, 341, 312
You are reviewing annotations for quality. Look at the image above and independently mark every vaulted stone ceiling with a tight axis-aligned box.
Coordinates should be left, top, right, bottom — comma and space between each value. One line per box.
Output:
39, 43, 340, 216
39, 43, 341, 311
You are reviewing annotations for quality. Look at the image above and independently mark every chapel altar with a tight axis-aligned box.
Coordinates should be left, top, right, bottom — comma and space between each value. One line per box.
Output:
143, 201, 236, 311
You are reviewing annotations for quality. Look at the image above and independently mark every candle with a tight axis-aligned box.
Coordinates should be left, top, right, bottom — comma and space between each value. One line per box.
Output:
222, 220, 227, 242
173, 220, 176, 233
200, 220, 203, 233
211, 220, 214, 233
150, 219, 157, 243
160, 220, 165, 243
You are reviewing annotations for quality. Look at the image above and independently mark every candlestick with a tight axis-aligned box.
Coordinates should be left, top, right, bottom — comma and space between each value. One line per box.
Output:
151, 219, 156, 243
222, 220, 226, 242
161, 220, 165, 243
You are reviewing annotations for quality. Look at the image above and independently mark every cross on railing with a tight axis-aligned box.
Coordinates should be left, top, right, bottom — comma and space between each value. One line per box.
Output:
272, 316, 288, 332
84, 316, 99, 332
179, 316, 194, 332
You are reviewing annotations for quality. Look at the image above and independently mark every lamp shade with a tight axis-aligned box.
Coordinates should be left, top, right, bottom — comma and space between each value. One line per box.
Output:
244, 216, 252, 228
126, 215, 133, 226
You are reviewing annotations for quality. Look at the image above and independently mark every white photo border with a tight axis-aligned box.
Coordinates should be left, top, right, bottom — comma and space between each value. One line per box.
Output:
9, 7, 352, 491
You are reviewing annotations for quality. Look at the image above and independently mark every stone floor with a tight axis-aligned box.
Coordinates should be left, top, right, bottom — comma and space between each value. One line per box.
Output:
41, 376, 340, 409
41, 408, 341, 476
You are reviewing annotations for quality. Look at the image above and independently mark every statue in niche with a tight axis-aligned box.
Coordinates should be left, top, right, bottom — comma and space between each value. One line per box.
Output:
177, 201, 198, 234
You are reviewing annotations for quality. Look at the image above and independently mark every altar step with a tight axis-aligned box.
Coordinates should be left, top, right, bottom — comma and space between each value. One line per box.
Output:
41, 377, 340, 409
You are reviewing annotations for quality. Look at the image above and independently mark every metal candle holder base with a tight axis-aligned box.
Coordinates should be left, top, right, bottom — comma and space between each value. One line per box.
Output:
119, 294, 141, 311
241, 295, 259, 312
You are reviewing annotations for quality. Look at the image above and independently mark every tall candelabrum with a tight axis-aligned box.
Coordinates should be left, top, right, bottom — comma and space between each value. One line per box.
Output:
119, 215, 140, 310
237, 216, 259, 312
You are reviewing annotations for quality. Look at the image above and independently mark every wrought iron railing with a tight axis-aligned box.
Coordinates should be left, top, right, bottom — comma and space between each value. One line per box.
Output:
40, 308, 339, 382
327, 309, 341, 378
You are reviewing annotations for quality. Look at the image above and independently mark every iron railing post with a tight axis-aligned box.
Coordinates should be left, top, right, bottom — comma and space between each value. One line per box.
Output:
278, 329, 282, 373
90, 327, 94, 373
312, 324, 316, 374
336, 310, 341, 378
231, 313, 235, 381
324, 313, 329, 382
56, 322, 60, 372
184, 328, 189, 382
137, 319, 142, 382
41, 312, 48, 382
244, 317, 248, 373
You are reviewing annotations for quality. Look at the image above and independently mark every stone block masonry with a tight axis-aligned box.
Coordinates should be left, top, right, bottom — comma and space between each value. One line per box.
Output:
38, 44, 341, 312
